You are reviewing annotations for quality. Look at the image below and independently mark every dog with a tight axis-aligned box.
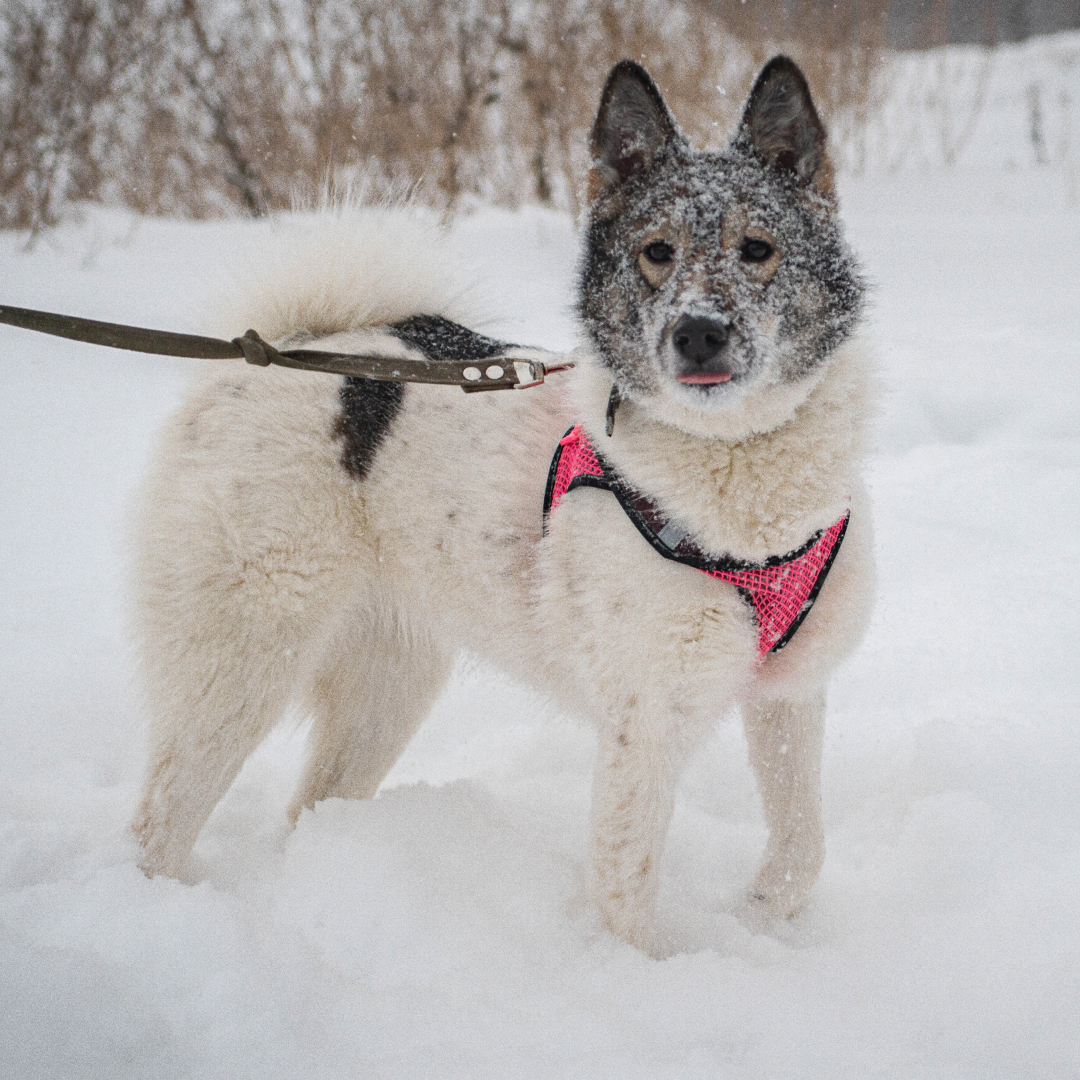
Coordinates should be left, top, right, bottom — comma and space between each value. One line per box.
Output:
131, 56, 873, 953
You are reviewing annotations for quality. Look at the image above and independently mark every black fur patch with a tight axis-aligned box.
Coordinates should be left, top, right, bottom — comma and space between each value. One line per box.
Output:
389, 314, 511, 362
334, 315, 513, 481
335, 378, 406, 480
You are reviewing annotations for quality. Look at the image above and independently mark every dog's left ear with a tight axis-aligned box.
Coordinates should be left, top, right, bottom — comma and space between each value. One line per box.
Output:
589, 61, 682, 202
738, 56, 834, 199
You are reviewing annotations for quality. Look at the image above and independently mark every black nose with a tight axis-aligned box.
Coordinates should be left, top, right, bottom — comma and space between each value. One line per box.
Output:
671, 315, 729, 365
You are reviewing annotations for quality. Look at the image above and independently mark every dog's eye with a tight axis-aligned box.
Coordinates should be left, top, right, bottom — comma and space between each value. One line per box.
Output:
642, 240, 674, 264
741, 238, 774, 263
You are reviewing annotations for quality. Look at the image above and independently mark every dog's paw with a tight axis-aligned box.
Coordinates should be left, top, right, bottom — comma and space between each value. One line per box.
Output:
750, 833, 825, 919
748, 878, 807, 921
597, 896, 659, 955
131, 803, 187, 880
606, 916, 659, 956
744, 887, 803, 925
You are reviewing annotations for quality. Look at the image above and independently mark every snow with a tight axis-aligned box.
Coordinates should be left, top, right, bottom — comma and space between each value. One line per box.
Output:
858, 32, 1080, 178
3, 153, 1080, 1080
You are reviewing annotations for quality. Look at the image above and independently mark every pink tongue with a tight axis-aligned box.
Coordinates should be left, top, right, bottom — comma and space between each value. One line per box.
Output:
678, 372, 731, 384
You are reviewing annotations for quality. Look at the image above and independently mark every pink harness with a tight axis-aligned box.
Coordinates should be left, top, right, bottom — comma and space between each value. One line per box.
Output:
543, 425, 849, 656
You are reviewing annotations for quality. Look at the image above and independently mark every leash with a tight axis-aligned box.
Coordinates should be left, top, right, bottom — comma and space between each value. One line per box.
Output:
0, 303, 574, 392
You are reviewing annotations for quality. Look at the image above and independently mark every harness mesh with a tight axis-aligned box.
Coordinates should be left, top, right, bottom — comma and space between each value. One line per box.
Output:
550, 425, 605, 503
545, 425, 848, 656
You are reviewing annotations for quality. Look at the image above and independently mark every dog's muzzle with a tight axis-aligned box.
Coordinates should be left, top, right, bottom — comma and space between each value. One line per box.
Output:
670, 314, 734, 385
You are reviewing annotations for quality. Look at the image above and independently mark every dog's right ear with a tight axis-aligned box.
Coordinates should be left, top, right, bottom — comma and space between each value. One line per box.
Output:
589, 61, 680, 203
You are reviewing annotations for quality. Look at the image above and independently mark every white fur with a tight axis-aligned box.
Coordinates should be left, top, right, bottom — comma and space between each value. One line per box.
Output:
132, 206, 874, 953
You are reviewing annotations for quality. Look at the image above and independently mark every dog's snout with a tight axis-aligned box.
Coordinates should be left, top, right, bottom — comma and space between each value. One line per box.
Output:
672, 315, 729, 365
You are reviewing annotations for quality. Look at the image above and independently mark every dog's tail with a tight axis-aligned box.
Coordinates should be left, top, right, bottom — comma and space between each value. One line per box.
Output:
208, 199, 484, 345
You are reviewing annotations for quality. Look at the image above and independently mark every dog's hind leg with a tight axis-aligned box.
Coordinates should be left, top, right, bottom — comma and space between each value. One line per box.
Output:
288, 604, 451, 822
131, 495, 366, 877
133, 640, 303, 878
131, 554, 346, 878
742, 690, 827, 918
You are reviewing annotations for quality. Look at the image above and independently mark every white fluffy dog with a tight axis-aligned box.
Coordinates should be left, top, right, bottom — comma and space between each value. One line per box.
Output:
132, 58, 873, 952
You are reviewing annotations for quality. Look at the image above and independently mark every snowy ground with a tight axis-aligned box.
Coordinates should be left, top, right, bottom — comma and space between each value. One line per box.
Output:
2, 163, 1079, 1079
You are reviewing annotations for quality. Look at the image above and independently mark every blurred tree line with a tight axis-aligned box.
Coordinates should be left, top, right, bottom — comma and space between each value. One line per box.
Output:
2, 0, 1016, 231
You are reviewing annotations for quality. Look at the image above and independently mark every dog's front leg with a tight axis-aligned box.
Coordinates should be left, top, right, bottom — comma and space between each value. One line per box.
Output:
590, 717, 685, 953
742, 690, 827, 918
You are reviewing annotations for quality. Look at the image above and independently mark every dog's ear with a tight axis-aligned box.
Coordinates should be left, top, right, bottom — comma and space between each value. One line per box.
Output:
589, 61, 680, 202
738, 56, 834, 198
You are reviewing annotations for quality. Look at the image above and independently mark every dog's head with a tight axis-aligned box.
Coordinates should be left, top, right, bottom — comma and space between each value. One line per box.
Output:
578, 57, 865, 434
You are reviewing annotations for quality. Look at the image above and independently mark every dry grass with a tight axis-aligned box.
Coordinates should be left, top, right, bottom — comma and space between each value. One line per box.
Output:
0, 0, 890, 229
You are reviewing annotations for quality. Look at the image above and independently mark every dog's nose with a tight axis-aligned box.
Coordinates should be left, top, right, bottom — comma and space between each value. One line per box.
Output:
672, 315, 729, 365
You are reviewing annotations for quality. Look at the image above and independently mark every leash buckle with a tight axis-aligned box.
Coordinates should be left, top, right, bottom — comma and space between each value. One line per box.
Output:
512, 360, 545, 389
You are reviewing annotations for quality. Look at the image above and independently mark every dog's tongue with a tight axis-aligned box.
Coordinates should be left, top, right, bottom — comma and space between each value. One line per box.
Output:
678, 372, 732, 384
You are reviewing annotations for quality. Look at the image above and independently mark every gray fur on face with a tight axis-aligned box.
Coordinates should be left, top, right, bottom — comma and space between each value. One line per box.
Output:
578, 58, 865, 415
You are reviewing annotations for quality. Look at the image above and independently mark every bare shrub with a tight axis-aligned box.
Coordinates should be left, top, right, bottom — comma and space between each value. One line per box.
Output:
0, 0, 888, 229
0, 0, 152, 232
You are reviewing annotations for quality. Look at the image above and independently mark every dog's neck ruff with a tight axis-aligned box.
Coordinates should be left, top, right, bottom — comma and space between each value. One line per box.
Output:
543, 425, 849, 657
